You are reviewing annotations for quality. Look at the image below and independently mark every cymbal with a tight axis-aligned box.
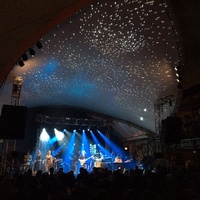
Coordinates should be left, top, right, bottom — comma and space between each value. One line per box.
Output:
54, 158, 63, 162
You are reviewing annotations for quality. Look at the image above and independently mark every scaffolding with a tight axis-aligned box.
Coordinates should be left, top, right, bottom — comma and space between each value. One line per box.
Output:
0, 76, 23, 175
154, 95, 175, 152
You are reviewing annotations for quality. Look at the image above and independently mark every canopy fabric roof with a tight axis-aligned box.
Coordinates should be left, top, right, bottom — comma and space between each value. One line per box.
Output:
0, 0, 199, 141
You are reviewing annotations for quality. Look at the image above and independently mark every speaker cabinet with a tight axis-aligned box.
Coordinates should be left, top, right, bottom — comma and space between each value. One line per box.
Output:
154, 152, 164, 159
161, 117, 182, 144
0, 105, 27, 139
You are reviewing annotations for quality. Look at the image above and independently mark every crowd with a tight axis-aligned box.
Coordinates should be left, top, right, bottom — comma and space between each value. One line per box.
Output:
0, 164, 200, 200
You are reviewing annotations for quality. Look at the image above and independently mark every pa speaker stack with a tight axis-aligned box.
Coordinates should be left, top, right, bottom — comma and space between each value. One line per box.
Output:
0, 105, 27, 139
161, 116, 182, 145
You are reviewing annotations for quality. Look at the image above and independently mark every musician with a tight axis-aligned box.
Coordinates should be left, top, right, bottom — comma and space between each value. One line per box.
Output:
34, 149, 42, 171
93, 151, 103, 168
70, 152, 79, 174
114, 154, 123, 163
68, 153, 76, 172
113, 153, 123, 171
79, 150, 87, 168
23, 150, 32, 172
45, 150, 53, 172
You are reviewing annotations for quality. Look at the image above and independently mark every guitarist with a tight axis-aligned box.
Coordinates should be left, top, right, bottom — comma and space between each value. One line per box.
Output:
79, 150, 87, 168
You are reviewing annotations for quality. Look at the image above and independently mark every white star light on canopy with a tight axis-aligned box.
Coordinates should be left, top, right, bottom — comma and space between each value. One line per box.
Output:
0, 0, 180, 137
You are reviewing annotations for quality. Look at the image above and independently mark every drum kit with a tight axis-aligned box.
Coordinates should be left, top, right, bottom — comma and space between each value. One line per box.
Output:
35, 157, 65, 172
19, 153, 117, 173
53, 158, 63, 169
94, 161, 101, 168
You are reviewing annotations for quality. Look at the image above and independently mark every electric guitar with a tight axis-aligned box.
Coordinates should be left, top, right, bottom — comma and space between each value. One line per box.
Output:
79, 155, 93, 165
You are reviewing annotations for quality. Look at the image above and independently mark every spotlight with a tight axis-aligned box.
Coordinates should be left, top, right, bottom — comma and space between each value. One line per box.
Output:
177, 77, 183, 89
36, 41, 43, 49
54, 128, 64, 141
18, 59, 24, 67
175, 65, 182, 76
176, 77, 183, 83
22, 53, 28, 61
40, 128, 50, 141
29, 48, 35, 56
124, 146, 128, 151
175, 64, 183, 89
176, 70, 182, 77
175, 65, 181, 71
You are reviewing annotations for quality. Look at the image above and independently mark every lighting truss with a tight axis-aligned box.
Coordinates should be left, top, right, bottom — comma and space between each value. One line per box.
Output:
35, 114, 109, 127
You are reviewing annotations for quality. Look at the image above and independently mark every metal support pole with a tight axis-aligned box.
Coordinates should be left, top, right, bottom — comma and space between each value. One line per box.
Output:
0, 76, 23, 176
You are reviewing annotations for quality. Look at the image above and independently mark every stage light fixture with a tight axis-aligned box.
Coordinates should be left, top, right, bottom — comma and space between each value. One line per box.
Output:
124, 146, 128, 151
29, 48, 35, 56
177, 76, 183, 89
36, 41, 43, 49
176, 77, 183, 83
175, 64, 183, 89
18, 59, 24, 67
40, 128, 50, 141
54, 128, 64, 141
22, 53, 28, 61
175, 65, 181, 71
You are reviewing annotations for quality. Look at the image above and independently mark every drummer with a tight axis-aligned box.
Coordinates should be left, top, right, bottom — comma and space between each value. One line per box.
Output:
92, 151, 103, 168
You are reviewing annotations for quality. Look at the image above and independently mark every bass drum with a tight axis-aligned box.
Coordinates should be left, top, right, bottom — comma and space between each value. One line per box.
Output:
94, 161, 101, 168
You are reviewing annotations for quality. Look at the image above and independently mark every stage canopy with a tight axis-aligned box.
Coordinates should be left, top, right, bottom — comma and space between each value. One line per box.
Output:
1, 0, 195, 141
